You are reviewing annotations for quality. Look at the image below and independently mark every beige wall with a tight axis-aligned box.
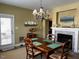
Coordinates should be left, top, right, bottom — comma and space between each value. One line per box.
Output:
0, 3, 39, 44
51, 2, 79, 27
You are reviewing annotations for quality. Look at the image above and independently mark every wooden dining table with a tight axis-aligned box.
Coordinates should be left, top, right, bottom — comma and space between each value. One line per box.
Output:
32, 38, 64, 59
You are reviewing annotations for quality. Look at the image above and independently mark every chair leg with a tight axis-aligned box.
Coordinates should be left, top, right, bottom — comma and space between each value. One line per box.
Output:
26, 49, 28, 59
26, 53, 28, 59
64, 54, 68, 59
28, 55, 31, 59
31, 55, 34, 59
41, 54, 42, 59
65, 55, 68, 59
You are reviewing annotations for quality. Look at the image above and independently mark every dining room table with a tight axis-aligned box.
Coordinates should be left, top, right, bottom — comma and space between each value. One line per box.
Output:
32, 38, 65, 59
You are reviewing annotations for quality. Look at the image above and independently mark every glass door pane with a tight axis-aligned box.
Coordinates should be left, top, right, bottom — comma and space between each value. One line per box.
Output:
1, 17, 12, 45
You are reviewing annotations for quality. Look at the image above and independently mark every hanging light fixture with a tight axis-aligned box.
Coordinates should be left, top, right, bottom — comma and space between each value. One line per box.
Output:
32, 0, 50, 20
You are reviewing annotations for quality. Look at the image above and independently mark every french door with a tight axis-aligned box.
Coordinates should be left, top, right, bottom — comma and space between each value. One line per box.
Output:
0, 14, 15, 51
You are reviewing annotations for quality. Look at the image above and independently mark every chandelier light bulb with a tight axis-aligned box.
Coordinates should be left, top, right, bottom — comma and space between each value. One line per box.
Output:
46, 10, 49, 15
39, 8, 43, 13
32, 9, 38, 16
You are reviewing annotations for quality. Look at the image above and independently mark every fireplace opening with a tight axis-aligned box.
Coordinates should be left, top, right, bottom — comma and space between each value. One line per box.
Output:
57, 33, 72, 50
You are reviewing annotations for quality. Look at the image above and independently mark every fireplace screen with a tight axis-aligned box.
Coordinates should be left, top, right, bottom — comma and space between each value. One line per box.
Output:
57, 33, 72, 43
57, 33, 72, 50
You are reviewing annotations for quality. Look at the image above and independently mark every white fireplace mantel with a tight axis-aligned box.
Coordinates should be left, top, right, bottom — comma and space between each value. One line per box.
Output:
51, 27, 79, 53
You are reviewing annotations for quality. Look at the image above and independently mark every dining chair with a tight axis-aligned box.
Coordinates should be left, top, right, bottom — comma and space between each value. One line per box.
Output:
24, 38, 42, 59
27, 33, 37, 38
49, 41, 71, 59
46, 34, 56, 42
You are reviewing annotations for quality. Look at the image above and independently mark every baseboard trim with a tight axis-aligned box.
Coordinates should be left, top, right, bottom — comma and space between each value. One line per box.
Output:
77, 50, 79, 53
15, 43, 25, 47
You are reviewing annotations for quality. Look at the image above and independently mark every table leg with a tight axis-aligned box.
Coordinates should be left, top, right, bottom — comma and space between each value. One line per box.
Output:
46, 53, 49, 59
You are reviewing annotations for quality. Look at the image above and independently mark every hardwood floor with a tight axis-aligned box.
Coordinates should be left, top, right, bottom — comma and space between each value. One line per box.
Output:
69, 53, 79, 59
0, 47, 79, 59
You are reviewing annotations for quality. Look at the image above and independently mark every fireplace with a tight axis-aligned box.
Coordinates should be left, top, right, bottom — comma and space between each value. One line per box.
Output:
51, 27, 79, 53
57, 33, 72, 49
57, 33, 72, 43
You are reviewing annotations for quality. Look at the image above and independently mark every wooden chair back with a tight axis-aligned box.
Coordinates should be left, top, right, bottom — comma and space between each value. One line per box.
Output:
24, 38, 35, 58
61, 41, 71, 59
46, 34, 56, 42
24, 38, 42, 59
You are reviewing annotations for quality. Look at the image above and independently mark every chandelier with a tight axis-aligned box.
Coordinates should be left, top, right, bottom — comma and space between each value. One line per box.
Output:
32, 0, 50, 20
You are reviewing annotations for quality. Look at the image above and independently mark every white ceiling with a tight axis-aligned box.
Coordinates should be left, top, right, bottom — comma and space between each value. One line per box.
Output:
0, 0, 79, 10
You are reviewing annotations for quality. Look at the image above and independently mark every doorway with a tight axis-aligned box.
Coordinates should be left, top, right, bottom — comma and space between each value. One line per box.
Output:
0, 14, 15, 51
49, 21, 52, 34
45, 20, 52, 39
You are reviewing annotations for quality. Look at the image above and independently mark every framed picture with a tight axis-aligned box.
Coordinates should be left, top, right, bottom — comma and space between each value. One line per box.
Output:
60, 16, 74, 22
56, 9, 76, 28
